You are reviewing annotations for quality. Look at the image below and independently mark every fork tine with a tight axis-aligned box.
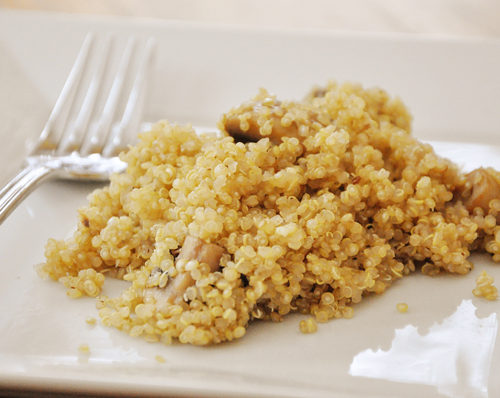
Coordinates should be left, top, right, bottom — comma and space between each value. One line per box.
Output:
102, 37, 156, 158
35, 33, 94, 152
81, 37, 137, 155
0, 33, 156, 224
57, 35, 113, 155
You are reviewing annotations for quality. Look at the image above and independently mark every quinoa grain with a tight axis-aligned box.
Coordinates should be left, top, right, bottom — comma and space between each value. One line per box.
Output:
396, 303, 409, 313
473, 271, 498, 301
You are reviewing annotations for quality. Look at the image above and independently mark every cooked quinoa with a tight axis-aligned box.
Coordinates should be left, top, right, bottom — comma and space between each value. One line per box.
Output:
78, 344, 90, 354
39, 82, 500, 345
396, 302, 408, 313
472, 271, 498, 301
155, 355, 166, 363
299, 317, 318, 334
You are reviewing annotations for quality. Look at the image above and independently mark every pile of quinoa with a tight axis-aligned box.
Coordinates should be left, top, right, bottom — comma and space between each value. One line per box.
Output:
40, 82, 500, 345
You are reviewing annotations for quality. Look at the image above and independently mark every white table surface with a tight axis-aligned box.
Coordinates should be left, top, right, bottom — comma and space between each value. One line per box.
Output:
1, 0, 500, 39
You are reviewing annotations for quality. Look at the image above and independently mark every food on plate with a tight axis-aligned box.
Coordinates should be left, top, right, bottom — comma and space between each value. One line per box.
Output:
39, 81, 500, 345
78, 344, 90, 354
396, 302, 408, 313
299, 317, 318, 334
462, 168, 500, 217
472, 271, 498, 300
155, 355, 166, 363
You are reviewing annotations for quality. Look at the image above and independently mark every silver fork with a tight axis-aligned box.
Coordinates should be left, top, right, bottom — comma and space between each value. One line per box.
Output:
0, 33, 155, 225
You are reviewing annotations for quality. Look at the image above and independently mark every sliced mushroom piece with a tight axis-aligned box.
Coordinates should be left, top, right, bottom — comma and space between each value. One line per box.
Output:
163, 236, 224, 304
308, 86, 327, 99
463, 168, 500, 213
224, 108, 301, 144
144, 236, 224, 307
222, 91, 322, 144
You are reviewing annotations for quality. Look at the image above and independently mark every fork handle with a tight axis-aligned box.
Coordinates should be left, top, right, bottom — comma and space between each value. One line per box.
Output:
0, 165, 54, 225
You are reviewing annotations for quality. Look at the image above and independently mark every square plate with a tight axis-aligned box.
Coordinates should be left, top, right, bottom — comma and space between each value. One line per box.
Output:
0, 9, 500, 398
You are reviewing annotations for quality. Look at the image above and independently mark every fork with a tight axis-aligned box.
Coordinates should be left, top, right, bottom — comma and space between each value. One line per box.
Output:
0, 33, 155, 225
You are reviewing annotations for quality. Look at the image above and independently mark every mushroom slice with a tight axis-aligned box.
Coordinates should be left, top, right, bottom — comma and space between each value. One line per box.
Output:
224, 105, 301, 144
221, 90, 320, 144
164, 236, 224, 304
464, 168, 500, 213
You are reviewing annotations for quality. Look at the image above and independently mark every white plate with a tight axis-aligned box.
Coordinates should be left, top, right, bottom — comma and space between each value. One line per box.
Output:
1, 9, 500, 398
